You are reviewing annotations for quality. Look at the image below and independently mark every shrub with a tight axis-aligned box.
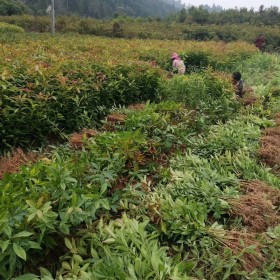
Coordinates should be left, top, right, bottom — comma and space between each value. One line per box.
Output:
0, 22, 24, 33
161, 70, 238, 127
0, 0, 26, 16
0, 64, 162, 153
180, 51, 210, 72
183, 27, 213, 41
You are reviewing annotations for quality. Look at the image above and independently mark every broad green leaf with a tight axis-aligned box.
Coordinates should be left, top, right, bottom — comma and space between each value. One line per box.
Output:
65, 177, 77, 183
9, 251, 17, 274
59, 223, 70, 235
13, 274, 38, 280
37, 197, 44, 208
64, 238, 73, 250
100, 183, 108, 195
26, 200, 36, 208
4, 226, 12, 238
0, 240, 10, 253
13, 231, 33, 238
27, 213, 36, 222
13, 243, 26, 260
71, 192, 77, 207
73, 254, 83, 263
26, 241, 41, 250
40, 267, 53, 276
61, 261, 72, 271
104, 226, 116, 238
36, 210, 43, 219
103, 238, 115, 244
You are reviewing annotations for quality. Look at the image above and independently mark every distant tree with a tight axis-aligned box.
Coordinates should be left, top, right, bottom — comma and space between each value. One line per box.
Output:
264, 6, 279, 25
0, 0, 26, 15
170, 4, 280, 26
188, 6, 209, 24
23, 0, 49, 16
178, 8, 187, 23
112, 22, 123, 37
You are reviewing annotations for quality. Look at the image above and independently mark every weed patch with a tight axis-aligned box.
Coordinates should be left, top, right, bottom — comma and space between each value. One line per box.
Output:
0, 148, 38, 179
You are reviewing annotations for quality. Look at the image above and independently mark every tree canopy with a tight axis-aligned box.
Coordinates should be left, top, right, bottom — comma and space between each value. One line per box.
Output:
2, 1, 279, 26
170, 5, 280, 26
19, 0, 183, 18
0, 0, 26, 15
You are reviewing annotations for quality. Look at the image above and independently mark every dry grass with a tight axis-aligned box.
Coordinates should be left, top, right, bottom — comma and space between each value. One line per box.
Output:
0, 148, 38, 179
128, 103, 145, 111
221, 231, 264, 272
274, 113, 280, 125
228, 194, 279, 232
106, 113, 126, 123
69, 129, 98, 149
240, 180, 280, 206
101, 113, 127, 132
228, 180, 280, 232
259, 126, 280, 171
241, 87, 259, 106
209, 226, 264, 272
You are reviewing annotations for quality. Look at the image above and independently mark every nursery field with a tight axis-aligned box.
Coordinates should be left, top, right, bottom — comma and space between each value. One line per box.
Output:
0, 34, 257, 152
1, 16, 280, 51
0, 34, 280, 280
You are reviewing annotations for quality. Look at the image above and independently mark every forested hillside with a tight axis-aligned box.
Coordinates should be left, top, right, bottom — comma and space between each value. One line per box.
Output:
3, 0, 183, 18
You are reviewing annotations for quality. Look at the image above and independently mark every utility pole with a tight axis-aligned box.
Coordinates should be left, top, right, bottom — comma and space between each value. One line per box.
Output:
51, 0, 55, 35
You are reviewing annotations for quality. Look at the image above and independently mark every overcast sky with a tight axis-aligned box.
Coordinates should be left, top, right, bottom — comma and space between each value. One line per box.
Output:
182, 1, 279, 10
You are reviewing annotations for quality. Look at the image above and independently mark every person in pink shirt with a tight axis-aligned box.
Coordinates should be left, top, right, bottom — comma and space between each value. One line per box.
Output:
171, 53, 186, 75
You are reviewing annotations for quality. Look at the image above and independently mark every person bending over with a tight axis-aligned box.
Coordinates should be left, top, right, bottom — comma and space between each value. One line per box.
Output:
171, 53, 186, 75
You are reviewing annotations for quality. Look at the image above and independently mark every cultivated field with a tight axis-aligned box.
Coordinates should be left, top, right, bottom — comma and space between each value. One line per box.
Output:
0, 34, 279, 279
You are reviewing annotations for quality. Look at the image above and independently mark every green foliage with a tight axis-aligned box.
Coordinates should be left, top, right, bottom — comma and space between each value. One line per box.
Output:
180, 51, 210, 72
182, 25, 280, 52
162, 70, 238, 127
73, 215, 193, 279
0, 63, 161, 153
160, 152, 237, 219
193, 115, 273, 157
0, 0, 26, 16
0, 34, 280, 280
0, 22, 24, 33
148, 193, 208, 241
0, 149, 119, 277
0, 15, 280, 50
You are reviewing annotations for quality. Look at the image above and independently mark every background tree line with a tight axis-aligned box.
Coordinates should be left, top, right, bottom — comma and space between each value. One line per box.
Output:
1, 1, 279, 26
0, 0, 183, 18
172, 5, 280, 26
